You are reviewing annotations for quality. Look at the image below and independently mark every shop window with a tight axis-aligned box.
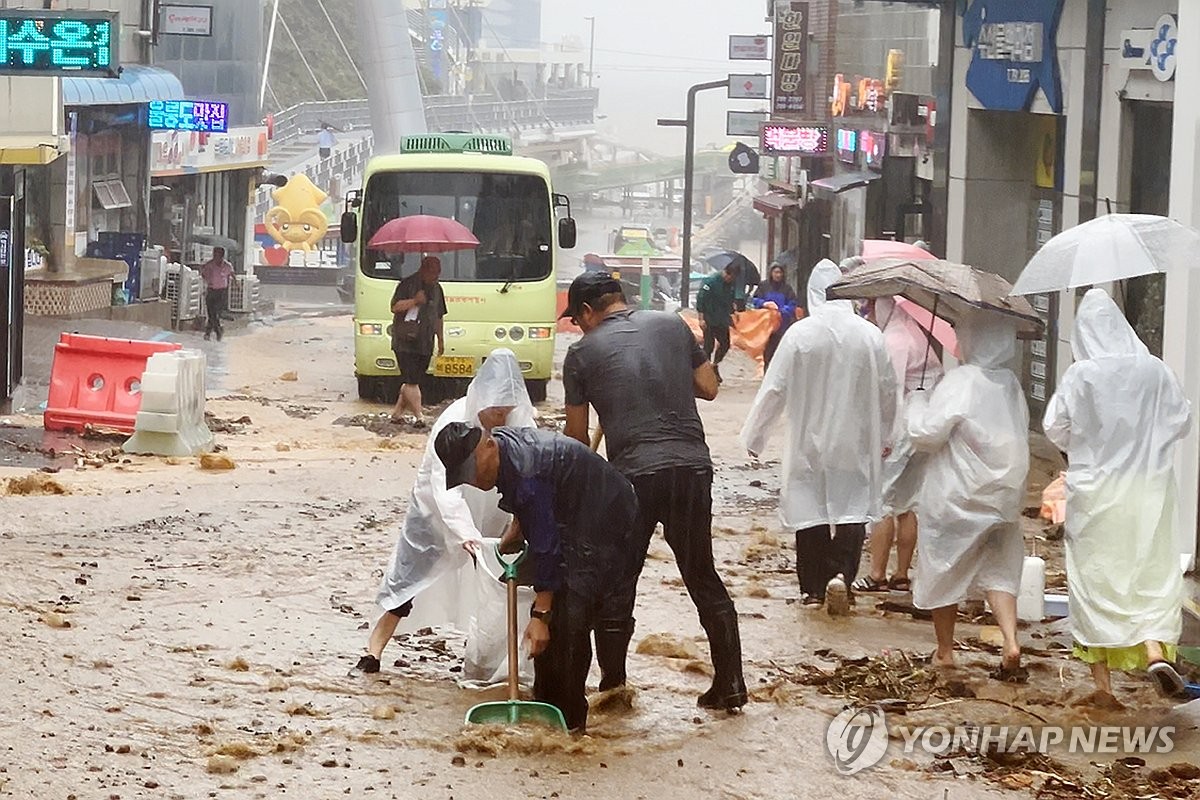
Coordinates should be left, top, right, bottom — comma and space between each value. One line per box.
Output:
93, 180, 132, 210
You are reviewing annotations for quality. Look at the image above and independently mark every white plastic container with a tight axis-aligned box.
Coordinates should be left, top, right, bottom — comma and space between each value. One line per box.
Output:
1017, 555, 1046, 622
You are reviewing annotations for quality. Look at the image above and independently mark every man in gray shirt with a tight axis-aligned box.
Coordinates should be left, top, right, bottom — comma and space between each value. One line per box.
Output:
561, 272, 747, 711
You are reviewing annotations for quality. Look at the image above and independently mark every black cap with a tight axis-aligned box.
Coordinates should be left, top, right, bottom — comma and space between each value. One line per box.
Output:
434, 422, 483, 489
560, 271, 623, 320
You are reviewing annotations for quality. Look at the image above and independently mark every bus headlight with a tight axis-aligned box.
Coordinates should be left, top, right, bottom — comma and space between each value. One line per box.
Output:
528, 326, 552, 340
509, 326, 525, 341
359, 323, 384, 336
494, 327, 508, 339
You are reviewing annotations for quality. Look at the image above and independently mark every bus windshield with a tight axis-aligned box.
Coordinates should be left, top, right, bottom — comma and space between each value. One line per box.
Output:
360, 171, 553, 283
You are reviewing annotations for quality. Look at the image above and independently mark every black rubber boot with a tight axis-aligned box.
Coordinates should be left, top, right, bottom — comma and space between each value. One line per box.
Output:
697, 605, 748, 711
595, 618, 636, 692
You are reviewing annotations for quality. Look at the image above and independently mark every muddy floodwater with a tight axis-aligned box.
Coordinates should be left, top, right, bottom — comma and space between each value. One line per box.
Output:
1, 309, 1197, 799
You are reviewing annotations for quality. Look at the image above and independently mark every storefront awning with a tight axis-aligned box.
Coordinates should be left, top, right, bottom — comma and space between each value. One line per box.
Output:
63, 64, 185, 107
753, 192, 800, 217
0, 135, 65, 164
810, 171, 881, 195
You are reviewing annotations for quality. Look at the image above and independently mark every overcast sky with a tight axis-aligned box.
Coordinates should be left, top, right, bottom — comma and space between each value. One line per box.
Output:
542, 1, 771, 154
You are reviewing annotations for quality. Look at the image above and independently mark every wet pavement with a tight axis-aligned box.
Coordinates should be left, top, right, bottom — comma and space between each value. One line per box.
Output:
1, 302, 1199, 799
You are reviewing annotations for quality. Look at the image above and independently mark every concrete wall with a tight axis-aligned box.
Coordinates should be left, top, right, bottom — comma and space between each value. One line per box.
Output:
156, 0, 268, 126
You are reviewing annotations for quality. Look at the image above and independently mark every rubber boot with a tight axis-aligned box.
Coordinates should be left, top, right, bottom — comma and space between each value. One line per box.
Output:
697, 605, 748, 711
595, 618, 636, 692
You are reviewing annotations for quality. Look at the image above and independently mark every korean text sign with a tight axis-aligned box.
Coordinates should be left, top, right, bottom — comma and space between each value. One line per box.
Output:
772, 1, 809, 114
147, 100, 229, 134
0, 10, 118, 77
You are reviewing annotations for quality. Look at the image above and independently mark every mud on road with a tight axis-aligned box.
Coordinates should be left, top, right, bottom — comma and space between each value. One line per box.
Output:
1, 311, 1196, 800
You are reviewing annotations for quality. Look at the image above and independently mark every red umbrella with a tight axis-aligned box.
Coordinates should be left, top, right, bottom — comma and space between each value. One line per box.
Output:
367, 215, 480, 254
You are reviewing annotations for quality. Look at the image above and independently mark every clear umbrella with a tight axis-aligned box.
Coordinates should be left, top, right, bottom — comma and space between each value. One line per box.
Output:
1011, 213, 1200, 296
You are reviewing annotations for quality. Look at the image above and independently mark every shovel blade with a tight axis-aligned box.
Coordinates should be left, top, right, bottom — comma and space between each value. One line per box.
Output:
464, 700, 569, 730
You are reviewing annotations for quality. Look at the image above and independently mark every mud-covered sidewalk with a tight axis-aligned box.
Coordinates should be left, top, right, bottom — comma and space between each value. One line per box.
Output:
1, 309, 1198, 800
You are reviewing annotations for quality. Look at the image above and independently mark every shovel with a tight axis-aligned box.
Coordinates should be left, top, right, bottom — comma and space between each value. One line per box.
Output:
463, 543, 568, 730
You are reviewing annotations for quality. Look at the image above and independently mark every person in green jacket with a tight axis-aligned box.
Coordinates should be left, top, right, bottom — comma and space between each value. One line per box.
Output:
696, 264, 737, 382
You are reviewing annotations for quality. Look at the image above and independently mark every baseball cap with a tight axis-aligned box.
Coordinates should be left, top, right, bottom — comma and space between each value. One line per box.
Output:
560, 271, 623, 320
434, 422, 483, 489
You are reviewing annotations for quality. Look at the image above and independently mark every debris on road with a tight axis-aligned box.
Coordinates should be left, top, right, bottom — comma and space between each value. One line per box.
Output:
199, 453, 237, 471
6, 473, 69, 496
635, 633, 701, 660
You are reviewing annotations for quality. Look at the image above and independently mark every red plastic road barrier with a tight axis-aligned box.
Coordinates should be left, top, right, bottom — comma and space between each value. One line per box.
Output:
44, 333, 182, 433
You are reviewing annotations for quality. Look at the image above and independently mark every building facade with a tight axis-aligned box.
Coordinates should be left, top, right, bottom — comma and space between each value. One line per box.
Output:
946, 0, 1200, 560
155, 0, 268, 127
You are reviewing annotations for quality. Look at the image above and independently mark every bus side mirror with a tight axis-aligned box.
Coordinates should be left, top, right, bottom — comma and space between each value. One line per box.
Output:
340, 212, 358, 244
558, 217, 577, 249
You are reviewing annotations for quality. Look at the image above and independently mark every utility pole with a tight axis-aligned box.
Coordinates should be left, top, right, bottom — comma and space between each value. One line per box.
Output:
585, 16, 596, 88
658, 78, 728, 309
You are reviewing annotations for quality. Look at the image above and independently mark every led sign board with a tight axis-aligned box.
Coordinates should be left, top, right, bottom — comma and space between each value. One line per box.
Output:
836, 129, 858, 164
0, 10, 119, 77
760, 123, 829, 156
147, 100, 229, 133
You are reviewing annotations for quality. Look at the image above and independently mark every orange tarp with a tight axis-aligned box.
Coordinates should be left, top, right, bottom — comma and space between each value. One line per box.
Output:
681, 308, 782, 373
555, 292, 787, 373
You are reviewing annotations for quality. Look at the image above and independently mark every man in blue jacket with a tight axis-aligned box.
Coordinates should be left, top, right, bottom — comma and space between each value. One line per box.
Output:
435, 421, 640, 732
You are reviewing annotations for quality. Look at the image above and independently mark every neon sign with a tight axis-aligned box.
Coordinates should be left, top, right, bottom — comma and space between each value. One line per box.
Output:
761, 123, 829, 156
147, 100, 229, 133
836, 129, 858, 164
0, 10, 119, 77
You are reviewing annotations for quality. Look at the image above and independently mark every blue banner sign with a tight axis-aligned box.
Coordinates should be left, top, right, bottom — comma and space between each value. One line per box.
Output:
962, 0, 1064, 113
0, 10, 119, 77
147, 100, 229, 133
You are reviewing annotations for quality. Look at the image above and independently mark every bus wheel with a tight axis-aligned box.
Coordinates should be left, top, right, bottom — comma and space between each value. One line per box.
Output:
357, 375, 391, 403
525, 379, 548, 404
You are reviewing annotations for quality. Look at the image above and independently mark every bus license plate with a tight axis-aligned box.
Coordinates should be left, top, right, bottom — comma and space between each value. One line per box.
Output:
435, 356, 475, 377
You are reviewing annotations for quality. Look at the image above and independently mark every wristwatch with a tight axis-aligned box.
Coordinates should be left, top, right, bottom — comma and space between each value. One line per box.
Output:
529, 606, 552, 623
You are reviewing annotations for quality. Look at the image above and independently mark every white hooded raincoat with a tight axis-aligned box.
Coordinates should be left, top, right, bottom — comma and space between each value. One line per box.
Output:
376, 350, 536, 676
741, 260, 898, 530
876, 297, 944, 515
1043, 289, 1191, 648
908, 313, 1029, 610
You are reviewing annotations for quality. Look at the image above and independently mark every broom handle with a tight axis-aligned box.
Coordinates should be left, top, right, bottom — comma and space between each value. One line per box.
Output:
590, 423, 604, 452
507, 573, 519, 702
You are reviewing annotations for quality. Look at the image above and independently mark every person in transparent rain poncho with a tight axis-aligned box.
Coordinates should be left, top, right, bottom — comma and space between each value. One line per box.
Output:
741, 259, 897, 614
351, 349, 537, 677
1044, 289, 1192, 700
907, 313, 1030, 681
853, 297, 944, 595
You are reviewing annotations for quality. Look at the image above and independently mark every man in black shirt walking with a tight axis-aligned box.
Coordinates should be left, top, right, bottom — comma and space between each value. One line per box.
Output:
560, 272, 747, 711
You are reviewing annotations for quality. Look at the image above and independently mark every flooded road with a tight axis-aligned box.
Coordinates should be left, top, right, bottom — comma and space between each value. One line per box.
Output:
1, 308, 1197, 799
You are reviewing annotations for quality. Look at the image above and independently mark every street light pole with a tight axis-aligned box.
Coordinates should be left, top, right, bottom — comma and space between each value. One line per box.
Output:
658, 78, 728, 309
585, 16, 596, 88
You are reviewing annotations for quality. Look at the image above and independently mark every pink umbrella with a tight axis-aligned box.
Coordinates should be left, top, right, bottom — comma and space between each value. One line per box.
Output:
367, 215, 480, 254
896, 297, 959, 359
862, 239, 934, 261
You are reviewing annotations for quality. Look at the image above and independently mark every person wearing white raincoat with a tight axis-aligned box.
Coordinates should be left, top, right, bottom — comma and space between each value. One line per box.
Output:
908, 313, 1029, 679
1043, 288, 1192, 699
741, 259, 898, 612
854, 297, 944, 595
353, 349, 537, 679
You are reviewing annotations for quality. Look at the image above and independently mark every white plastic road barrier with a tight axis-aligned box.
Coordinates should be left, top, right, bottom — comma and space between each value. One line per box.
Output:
123, 349, 215, 457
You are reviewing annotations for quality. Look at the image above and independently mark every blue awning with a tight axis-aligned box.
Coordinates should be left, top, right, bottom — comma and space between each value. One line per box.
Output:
63, 64, 185, 107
